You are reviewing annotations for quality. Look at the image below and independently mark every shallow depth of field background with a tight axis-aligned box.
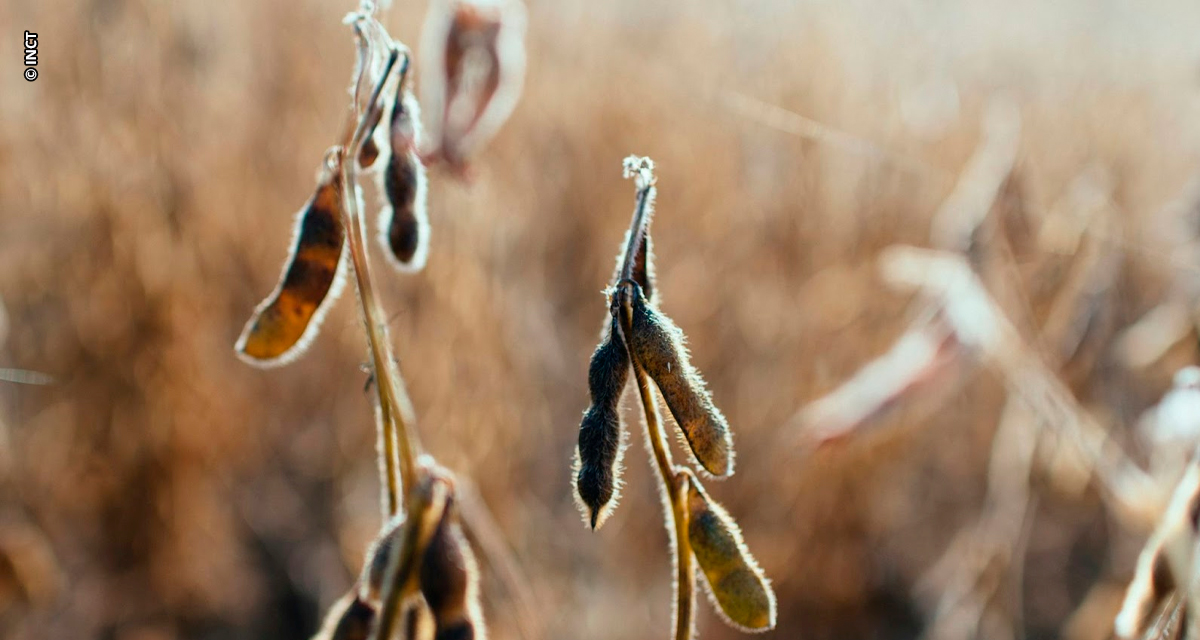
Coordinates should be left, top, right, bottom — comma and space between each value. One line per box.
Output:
3, 1, 1200, 639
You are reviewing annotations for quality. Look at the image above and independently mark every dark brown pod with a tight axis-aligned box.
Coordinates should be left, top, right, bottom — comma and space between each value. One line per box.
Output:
313, 591, 377, 640
419, 496, 485, 640
378, 77, 429, 273
360, 513, 405, 603
573, 315, 630, 529
358, 109, 384, 169
236, 151, 347, 366
626, 283, 733, 476
686, 479, 776, 632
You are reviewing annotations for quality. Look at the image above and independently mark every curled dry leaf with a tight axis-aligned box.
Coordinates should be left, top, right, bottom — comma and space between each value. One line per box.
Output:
419, 495, 487, 640
685, 474, 776, 632
573, 314, 630, 529
624, 282, 733, 477
419, 0, 526, 171
236, 150, 348, 366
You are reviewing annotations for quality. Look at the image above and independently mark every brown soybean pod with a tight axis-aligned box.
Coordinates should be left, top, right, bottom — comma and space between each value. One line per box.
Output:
686, 479, 776, 632
573, 314, 629, 529
419, 496, 485, 640
313, 591, 377, 640
627, 283, 733, 476
379, 77, 430, 272
361, 514, 405, 603
236, 153, 347, 366
358, 103, 385, 169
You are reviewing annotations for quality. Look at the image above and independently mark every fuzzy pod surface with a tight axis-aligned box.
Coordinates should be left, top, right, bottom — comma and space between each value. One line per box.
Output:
626, 284, 733, 476
379, 85, 429, 272
574, 315, 630, 529
419, 497, 485, 640
236, 156, 347, 366
686, 480, 776, 632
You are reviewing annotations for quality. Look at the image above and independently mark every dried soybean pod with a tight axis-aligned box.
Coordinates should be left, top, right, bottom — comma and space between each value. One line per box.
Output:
378, 59, 430, 273
419, 496, 486, 640
359, 104, 385, 169
236, 151, 347, 366
361, 514, 405, 603
626, 283, 733, 476
573, 314, 630, 529
419, 0, 526, 172
686, 478, 776, 632
313, 591, 377, 640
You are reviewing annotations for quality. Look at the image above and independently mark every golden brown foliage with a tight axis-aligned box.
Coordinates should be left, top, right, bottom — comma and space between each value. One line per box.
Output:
6, 1, 1200, 640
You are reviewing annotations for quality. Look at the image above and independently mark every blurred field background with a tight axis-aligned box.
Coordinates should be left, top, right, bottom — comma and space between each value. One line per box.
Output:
4, 0, 1200, 639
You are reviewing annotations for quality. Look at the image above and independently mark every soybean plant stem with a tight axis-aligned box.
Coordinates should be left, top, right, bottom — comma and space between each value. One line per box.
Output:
619, 290, 696, 640
341, 44, 422, 514
620, 174, 655, 285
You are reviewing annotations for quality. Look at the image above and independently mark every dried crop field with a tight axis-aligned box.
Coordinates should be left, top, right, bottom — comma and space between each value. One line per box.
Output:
3, 1, 1200, 639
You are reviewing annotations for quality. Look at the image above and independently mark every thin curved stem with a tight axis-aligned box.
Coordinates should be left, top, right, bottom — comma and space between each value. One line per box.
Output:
618, 290, 695, 640
671, 473, 696, 640
340, 43, 423, 511
619, 160, 656, 284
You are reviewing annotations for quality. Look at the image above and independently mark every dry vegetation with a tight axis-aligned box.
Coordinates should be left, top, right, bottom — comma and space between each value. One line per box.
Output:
4, 1, 1200, 639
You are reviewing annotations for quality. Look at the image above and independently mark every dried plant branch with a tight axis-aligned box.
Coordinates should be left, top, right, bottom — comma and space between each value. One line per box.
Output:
340, 42, 422, 515
915, 399, 1040, 640
929, 98, 1021, 253
789, 310, 970, 448
879, 245, 1155, 524
239, 5, 525, 638
916, 185, 1123, 640
789, 102, 1020, 450
574, 157, 773, 640
619, 157, 657, 286
613, 159, 697, 639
